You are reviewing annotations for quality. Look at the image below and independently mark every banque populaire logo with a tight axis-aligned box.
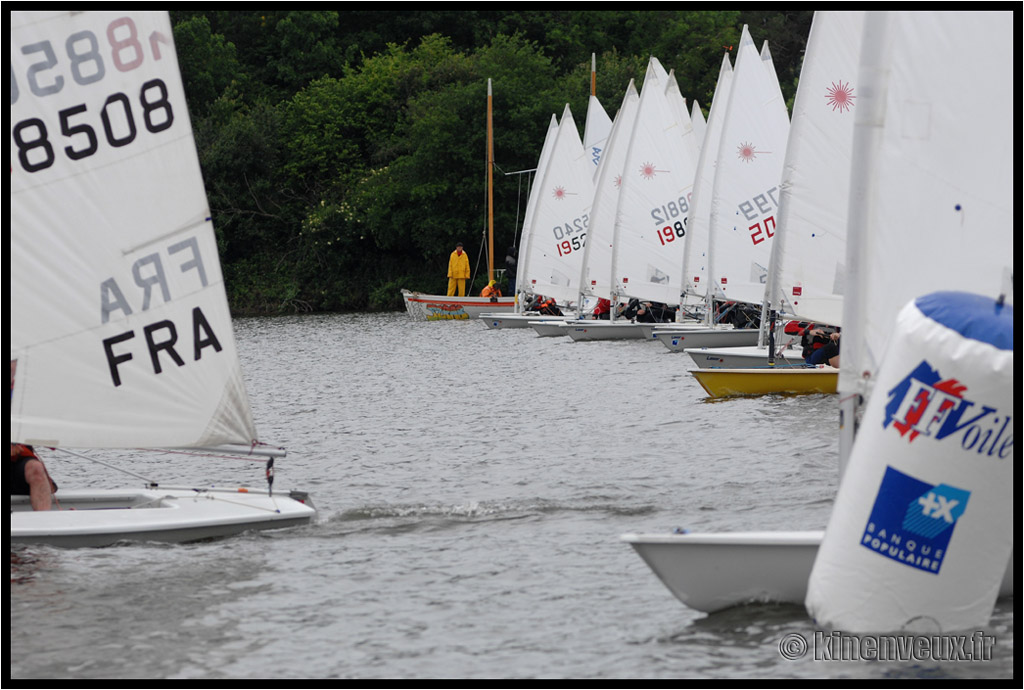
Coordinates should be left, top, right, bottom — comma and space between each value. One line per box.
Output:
859, 359, 1012, 574
861, 466, 969, 574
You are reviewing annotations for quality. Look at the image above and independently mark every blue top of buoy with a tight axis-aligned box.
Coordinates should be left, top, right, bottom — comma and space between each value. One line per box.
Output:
915, 292, 1013, 351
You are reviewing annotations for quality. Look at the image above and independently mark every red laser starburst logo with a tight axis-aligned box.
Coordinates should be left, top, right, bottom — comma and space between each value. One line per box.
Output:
825, 80, 855, 113
737, 142, 759, 163
639, 162, 668, 179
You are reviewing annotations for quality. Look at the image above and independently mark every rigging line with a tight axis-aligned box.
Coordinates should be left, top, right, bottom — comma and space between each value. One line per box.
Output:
52, 447, 158, 486
191, 491, 283, 514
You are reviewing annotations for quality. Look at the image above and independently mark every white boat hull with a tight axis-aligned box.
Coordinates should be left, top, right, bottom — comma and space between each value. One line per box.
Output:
653, 327, 760, 351
622, 531, 1014, 614
401, 289, 515, 321
636, 321, 709, 340
529, 320, 572, 337
11, 487, 316, 548
685, 345, 803, 369
479, 312, 572, 329
561, 320, 656, 341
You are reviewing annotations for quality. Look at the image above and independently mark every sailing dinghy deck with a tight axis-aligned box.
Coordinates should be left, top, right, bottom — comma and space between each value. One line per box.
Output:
11, 487, 316, 548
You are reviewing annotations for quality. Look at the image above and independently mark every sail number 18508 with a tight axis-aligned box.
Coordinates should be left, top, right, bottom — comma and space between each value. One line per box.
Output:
11, 15, 175, 174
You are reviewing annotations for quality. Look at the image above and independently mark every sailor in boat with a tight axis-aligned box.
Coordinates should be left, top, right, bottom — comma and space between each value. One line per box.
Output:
11, 444, 57, 511
634, 301, 675, 323
447, 242, 471, 296
504, 246, 518, 296
800, 324, 841, 367
592, 298, 612, 319
526, 295, 563, 316
481, 280, 502, 301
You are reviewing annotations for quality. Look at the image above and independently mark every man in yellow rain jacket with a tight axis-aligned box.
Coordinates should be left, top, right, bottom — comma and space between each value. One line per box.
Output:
447, 242, 471, 296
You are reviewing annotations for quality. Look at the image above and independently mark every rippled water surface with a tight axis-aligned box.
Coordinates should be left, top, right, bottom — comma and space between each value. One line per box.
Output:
10, 312, 1014, 679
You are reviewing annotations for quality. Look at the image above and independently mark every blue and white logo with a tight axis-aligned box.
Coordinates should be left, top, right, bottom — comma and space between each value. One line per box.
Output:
861, 466, 970, 574
884, 360, 1012, 459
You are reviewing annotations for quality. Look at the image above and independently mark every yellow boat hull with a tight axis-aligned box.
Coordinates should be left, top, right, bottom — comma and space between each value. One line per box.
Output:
692, 366, 839, 398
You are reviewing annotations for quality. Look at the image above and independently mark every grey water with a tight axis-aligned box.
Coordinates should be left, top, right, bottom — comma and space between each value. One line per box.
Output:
10, 312, 1014, 680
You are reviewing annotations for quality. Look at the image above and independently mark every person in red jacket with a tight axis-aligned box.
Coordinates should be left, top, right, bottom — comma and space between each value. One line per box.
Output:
11, 443, 57, 511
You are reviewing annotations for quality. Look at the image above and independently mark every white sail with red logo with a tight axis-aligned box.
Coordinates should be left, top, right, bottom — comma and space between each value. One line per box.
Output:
516, 104, 595, 306
705, 25, 790, 309
609, 57, 701, 306
762, 10, 865, 332
809, 10, 1014, 632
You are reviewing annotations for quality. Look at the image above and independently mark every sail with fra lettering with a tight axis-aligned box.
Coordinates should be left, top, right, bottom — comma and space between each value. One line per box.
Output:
11, 10, 255, 450
10, 10, 315, 548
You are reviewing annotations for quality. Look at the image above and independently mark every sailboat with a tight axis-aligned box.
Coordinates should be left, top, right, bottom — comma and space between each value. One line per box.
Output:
690, 101, 706, 154
623, 10, 1014, 613
689, 13, 862, 395
403, 78, 515, 320
532, 79, 641, 338
10, 10, 315, 547
482, 73, 614, 332
651, 27, 789, 355
559, 57, 702, 342
483, 104, 595, 329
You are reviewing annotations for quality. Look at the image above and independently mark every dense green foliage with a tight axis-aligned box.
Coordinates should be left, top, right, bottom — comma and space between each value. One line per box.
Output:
170, 10, 813, 314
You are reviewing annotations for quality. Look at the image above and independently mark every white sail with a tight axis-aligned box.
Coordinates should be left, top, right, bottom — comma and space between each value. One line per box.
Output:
610, 58, 701, 305
839, 10, 1014, 406
10, 11, 257, 449
809, 10, 1015, 632
664, 70, 696, 148
583, 95, 613, 173
706, 26, 791, 308
681, 54, 733, 306
514, 114, 560, 302
763, 11, 865, 329
577, 81, 640, 306
759, 40, 783, 106
690, 100, 706, 155
518, 105, 594, 305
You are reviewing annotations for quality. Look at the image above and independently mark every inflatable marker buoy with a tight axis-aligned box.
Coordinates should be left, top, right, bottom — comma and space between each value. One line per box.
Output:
806, 292, 1013, 633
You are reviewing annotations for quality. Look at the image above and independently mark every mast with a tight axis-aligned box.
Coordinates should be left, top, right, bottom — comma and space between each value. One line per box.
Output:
487, 78, 495, 282
591, 53, 597, 96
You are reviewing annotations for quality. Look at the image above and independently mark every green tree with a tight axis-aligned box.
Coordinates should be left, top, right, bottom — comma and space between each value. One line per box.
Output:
172, 15, 245, 118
